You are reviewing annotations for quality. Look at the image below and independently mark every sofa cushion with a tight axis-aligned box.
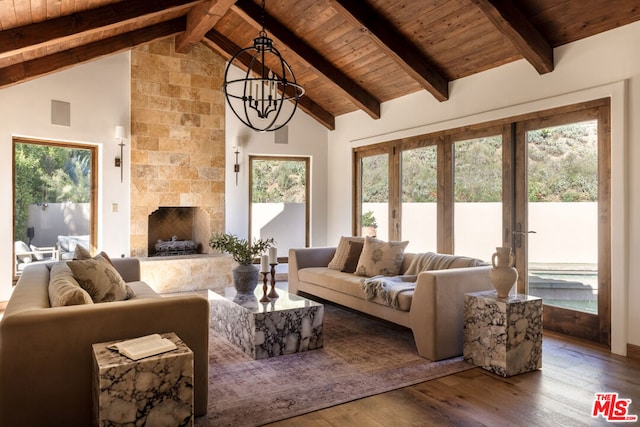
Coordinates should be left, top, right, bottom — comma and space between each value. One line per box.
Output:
404, 252, 485, 274
48, 263, 94, 307
67, 255, 135, 303
299, 267, 412, 311
355, 236, 409, 277
341, 240, 364, 273
328, 236, 364, 270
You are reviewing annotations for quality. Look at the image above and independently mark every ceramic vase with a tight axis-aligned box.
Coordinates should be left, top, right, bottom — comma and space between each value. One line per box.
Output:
232, 263, 259, 294
489, 246, 518, 298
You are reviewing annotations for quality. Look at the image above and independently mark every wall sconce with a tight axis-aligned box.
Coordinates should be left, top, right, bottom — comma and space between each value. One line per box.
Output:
233, 146, 240, 186
114, 125, 126, 183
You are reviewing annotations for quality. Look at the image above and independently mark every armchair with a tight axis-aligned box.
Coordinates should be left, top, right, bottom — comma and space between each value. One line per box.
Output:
14, 241, 59, 275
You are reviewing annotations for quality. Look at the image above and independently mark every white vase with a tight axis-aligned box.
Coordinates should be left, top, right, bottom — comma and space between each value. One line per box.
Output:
489, 247, 518, 298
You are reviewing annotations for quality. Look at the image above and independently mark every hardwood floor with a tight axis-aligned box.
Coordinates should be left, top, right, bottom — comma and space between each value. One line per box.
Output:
265, 331, 640, 427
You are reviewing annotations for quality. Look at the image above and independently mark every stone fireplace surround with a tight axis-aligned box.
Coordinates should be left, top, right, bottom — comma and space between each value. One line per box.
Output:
130, 37, 232, 293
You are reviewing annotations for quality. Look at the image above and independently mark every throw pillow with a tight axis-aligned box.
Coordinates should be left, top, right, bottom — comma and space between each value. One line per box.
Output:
73, 244, 92, 260
354, 236, 409, 277
327, 236, 365, 270
48, 262, 93, 307
73, 245, 115, 266
67, 255, 135, 303
341, 240, 364, 273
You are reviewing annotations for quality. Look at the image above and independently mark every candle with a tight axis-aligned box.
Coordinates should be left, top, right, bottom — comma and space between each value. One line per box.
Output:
269, 247, 277, 264
261, 254, 269, 273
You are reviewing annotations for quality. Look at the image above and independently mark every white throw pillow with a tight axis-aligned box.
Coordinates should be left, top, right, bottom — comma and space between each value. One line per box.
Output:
354, 236, 409, 277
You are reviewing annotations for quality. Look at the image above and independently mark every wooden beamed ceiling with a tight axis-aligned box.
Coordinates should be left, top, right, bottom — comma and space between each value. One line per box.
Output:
0, 0, 639, 130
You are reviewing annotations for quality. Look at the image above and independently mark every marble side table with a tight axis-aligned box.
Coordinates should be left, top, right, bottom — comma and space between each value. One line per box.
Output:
463, 290, 542, 377
92, 332, 194, 426
210, 286, 324, 359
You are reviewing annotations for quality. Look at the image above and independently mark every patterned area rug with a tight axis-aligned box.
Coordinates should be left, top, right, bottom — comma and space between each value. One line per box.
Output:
195, 303, 473, 427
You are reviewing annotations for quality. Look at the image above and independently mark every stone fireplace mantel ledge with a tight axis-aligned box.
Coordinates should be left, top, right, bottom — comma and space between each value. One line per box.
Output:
140, 253, 228, 262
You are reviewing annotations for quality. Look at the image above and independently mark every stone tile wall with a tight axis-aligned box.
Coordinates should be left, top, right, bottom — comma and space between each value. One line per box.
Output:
130, 36, 226, 257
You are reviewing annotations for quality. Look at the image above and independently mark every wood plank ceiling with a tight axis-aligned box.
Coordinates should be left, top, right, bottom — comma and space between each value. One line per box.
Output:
1, 0, 639, 130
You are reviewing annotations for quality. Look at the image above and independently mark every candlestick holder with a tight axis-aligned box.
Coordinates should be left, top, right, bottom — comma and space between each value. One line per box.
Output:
260, 271, 270, 303
268, 263, 279, 299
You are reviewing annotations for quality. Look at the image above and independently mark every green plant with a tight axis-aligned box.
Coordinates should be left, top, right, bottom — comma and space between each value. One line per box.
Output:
362, 211, 377, 228
209, 233, 275, 264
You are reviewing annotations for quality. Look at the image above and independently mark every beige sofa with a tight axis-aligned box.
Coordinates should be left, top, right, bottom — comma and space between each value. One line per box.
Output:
0, 258, 209, 427
289, 247, 494, 361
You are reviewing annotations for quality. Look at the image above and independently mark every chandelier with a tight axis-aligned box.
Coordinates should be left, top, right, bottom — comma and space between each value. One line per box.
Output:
223, 0, 304, 132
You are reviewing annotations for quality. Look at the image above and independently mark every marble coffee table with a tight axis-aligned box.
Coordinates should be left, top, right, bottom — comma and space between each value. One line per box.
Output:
209, 286, 324, 359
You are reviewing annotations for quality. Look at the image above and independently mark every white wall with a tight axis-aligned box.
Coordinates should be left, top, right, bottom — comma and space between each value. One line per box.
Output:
327, 21, 640, 353
0, 53, 131, 300
224, 64, 329, 247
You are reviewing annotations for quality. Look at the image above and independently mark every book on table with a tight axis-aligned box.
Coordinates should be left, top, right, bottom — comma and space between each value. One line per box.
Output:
107, 334, 177, 360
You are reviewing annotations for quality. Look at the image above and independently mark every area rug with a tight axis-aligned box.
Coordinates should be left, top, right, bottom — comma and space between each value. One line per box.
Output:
195, 303, 473, 426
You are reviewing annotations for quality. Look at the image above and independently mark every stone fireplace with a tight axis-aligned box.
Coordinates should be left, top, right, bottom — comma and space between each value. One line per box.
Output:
127, 37, 233, 292
129, 36, 226, 258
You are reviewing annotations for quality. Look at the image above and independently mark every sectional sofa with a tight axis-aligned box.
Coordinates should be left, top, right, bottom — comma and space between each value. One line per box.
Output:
289, 239, 494, 361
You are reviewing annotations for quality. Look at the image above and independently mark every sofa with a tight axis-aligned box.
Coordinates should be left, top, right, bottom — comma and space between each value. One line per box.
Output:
0, 257, 209, 427
289, 239, 494, 361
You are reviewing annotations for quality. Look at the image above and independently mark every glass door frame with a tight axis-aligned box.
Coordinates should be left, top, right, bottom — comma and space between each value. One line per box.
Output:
513, 99, 611, 346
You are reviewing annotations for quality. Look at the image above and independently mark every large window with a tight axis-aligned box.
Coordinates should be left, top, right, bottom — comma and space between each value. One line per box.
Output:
13, 138, 97, 277
354, 99, 611, 345
401, 144, 437, 253
249, 156, 310, 260
453, 134, 503, 262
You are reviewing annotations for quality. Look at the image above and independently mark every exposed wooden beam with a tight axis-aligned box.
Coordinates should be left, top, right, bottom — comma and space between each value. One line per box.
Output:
330, 0, 449, 102
204, 30, 335, 130
470, 0, 554, 74
0, 0, 197, 59
234, 0, 381, 120
175, 0, 237, 53
0, 19, 186, 89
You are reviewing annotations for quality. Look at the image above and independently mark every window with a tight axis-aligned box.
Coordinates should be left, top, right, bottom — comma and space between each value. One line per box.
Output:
13, 138, 97, 277
401, 144, 437, 252
453, 134, 503, 261
353, 99, 611, 345
249, 156, 310, 260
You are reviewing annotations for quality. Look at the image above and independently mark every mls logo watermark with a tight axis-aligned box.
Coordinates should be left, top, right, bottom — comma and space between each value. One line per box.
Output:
592, 393, 638, 422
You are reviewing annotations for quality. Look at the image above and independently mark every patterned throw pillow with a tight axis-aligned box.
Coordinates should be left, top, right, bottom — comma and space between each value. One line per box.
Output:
328, 236, 365, 270
354, 236, 409, 277
48, 262, 93, 307
67, 255, 135, 303
72, 244, 92, 260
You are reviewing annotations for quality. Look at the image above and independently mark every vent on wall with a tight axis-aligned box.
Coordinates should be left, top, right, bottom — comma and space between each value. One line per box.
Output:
274, 126, 288, 144
51, 100, 71, 126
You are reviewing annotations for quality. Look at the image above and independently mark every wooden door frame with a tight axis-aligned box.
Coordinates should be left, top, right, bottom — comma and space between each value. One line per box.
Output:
513, 99, 611, 346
